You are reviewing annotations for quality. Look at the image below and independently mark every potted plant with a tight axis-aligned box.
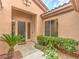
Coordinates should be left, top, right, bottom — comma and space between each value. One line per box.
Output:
0, 34, 23, 59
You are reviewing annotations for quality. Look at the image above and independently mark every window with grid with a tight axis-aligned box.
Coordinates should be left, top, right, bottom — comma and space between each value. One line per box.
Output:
45, 20, 58, 36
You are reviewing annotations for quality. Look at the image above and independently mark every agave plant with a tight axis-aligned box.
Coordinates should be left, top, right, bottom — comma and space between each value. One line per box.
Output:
0, 34, 24, 59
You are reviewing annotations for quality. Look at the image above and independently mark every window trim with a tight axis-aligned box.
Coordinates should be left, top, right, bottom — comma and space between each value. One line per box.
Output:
43, 19, 58, 36
0, 0, 3, 9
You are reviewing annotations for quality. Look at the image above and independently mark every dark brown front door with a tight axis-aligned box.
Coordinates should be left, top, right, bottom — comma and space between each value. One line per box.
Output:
18, 21, 26, 38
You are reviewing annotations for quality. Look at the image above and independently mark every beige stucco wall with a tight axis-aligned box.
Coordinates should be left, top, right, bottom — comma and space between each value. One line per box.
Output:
0, 0, 44, 38
11, 0, 44, 37
0, 0, 79, 58
43, 10, 79, 59
0, 0, 44, 55
71, 0, 79, 12
43, 10, 79, 41
12, 9, 35, 41
0, 0, 11, 55
59, 11, 79, 40
0, 0, 11, 35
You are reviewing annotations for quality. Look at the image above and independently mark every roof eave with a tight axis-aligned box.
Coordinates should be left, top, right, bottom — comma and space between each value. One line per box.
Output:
41, 4, 74, 19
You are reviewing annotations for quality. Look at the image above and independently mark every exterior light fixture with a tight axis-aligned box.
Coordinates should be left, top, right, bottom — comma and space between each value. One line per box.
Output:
0, 0, 3, 9
23, 0, 31, 6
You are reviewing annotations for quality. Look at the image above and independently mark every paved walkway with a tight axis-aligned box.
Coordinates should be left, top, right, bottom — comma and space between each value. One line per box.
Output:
1, 42, 77, 59
15, 42, 45, 59
21, 50, 45, 59
15, 42, 37, 57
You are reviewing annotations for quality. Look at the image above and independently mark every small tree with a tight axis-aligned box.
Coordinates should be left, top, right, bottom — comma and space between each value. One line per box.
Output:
0, 34, 23, 59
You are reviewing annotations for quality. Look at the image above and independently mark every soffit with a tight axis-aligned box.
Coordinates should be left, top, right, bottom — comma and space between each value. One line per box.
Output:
41, 3, 74, 19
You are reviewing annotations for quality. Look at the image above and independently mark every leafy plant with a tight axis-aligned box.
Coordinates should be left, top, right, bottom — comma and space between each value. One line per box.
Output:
44, 48, 59, 59
0, 34, 24, 59
35, 35, 79, 59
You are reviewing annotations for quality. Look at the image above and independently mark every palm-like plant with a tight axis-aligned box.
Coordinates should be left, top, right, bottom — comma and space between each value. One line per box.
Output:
0, 34, 24, 59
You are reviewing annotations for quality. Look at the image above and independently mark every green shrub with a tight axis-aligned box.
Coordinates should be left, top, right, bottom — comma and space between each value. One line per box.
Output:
35, 44, 44, 50
36, 35, 79, 59
44, 48, 59, 59
37, 35, 49, 46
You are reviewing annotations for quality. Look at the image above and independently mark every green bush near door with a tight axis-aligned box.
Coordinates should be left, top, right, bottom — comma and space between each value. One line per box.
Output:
35, 35, 79, 59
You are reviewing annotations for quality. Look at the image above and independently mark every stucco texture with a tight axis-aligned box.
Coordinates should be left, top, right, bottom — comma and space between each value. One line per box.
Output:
43, 11, 79, 40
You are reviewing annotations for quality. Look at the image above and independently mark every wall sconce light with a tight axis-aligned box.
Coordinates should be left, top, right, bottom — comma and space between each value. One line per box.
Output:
0, 0, 3, 9
24, 0, 31, 6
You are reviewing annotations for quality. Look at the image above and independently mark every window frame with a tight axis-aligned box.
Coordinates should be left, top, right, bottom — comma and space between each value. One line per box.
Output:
0, 0, 3, 9
43, 19, 58, 37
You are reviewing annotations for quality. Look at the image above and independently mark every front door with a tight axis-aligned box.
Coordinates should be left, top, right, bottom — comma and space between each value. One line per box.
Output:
27, 22, 31, 40
17, 21, 31, 40
18, 21, 26, 41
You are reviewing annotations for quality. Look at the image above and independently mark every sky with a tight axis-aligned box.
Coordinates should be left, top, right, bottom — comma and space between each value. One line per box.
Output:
42, 0, 70, 10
